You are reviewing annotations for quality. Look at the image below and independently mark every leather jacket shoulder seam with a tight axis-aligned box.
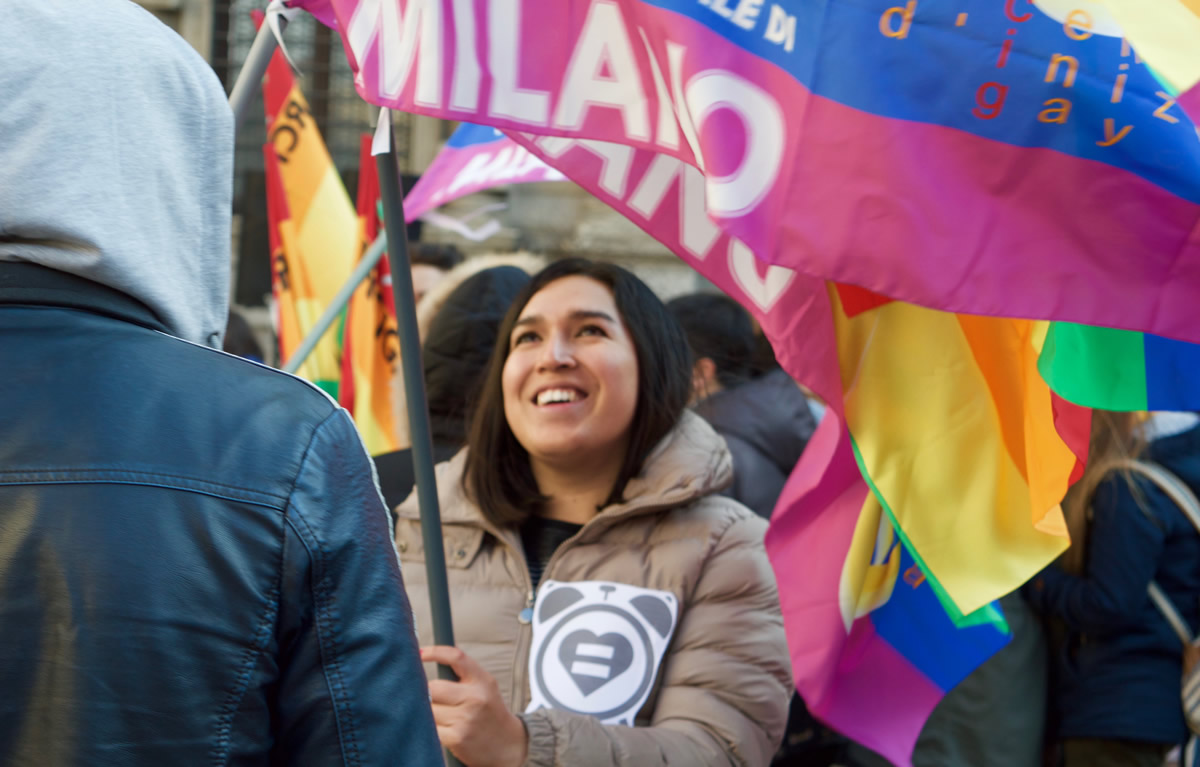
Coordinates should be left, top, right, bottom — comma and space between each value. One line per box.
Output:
282, 410, 342, 508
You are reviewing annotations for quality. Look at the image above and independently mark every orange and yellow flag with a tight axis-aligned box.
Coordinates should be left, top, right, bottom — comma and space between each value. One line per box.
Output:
339, 135, 402, 454
261, 31, 357, 397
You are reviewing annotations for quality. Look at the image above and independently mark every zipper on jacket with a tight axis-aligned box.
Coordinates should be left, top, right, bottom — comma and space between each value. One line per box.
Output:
491, 525, 536, 714
518, 590, 535, 624
494, 517, 624, 711
508, 522, 590, 712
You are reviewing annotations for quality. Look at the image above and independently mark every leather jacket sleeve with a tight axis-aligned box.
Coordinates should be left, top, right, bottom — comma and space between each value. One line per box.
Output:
272, 409, 442, 765
518, 513, 792, 767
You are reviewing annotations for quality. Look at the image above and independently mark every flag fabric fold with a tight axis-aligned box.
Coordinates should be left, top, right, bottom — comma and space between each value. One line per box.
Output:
1040, 322, 1200, 412
339, 135, 402, 454
260, 13, 358, 396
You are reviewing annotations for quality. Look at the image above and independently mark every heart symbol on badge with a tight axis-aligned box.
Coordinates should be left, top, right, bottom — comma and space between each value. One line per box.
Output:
558, 629, 635, 696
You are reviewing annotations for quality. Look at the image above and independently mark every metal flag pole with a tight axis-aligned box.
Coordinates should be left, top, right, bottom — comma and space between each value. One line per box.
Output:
282, 232, 387, 374
228, 0, 303, 134
228, 20, 279, 133
374, 110, 462, 724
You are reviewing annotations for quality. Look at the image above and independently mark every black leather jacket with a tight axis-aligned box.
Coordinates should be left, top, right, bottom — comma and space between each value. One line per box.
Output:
0, 263, 442, 766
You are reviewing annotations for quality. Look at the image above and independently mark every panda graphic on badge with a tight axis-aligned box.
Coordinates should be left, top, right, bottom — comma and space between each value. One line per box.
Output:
526, 580, 679, 726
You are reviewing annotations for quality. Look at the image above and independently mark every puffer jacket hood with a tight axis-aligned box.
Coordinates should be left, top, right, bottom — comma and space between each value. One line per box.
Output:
0, 0, 233, 347
400, 409, 734, 526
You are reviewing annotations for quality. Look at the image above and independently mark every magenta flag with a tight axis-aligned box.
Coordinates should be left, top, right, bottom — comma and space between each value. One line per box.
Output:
287, 0, 1200, 343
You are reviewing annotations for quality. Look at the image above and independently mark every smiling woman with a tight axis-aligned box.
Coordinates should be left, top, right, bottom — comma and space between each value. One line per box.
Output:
499, 276, 642, 524
392, 258, 793, 767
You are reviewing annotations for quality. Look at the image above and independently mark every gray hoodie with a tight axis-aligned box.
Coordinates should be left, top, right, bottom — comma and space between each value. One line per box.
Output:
0, 0, 233, 347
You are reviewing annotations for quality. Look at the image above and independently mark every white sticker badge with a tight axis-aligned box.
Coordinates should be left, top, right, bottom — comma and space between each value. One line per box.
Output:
526, 580, 678, 725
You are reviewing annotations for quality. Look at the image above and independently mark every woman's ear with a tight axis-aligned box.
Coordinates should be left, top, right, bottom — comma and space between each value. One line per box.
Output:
691, 357, 720, 404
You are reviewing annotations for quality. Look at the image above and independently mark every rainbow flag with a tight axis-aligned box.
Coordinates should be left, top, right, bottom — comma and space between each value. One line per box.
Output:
769, 417, 1011, 766
260, 15, 357, 396
263, 147, 304, 372
339, 136, 401, 454
1040, 323, 1200, 412
830, 286, 1092, 616
757, 288, 1091, 765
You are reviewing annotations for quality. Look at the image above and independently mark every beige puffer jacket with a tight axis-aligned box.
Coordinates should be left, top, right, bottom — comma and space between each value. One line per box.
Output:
394, 412, 792, 767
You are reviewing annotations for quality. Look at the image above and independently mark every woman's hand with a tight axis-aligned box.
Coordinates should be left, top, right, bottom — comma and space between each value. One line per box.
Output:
422, 645, 529, 767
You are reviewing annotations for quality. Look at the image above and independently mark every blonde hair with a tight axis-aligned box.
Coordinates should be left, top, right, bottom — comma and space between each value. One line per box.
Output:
1061, 410, 1148, 574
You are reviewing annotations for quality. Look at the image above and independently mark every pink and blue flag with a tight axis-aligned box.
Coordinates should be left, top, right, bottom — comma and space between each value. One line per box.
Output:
403, 122, 563, 222
290, 0, 1200, 340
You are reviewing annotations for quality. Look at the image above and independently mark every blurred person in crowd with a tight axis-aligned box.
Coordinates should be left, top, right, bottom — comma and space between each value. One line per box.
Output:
0, 3, 440, 764
1027, 410, 1200, 767
394, 258, 792, 766
411, 241, 465, 303
374, 254, 541, 510
383, 241, 469, 441
667, 293, 816, 519
223, 309, 265, 363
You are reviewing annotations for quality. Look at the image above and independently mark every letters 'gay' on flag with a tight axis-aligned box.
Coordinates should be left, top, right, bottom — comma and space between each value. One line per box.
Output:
339, 135, 402, 454
288, 0, 1200, 343
260, 16, 358, 396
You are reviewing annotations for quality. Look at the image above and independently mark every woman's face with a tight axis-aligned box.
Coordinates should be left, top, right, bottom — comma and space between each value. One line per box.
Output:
502, 276, 639, 472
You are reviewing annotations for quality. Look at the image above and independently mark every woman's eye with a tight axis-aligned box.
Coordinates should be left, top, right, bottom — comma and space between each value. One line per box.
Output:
579, 324, 607, 337
514, 330, 539, 345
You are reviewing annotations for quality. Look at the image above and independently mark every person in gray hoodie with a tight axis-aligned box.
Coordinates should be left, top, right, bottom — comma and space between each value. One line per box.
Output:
0, 2, 441, 764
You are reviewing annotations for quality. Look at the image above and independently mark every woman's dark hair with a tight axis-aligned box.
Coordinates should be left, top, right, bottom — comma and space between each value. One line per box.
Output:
666, 293, 757, 390
463, 258, 693, 528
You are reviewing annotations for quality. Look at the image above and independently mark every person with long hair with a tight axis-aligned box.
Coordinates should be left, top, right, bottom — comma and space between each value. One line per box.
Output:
393, 258, 792, 767
1028, 411, 1200, 766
